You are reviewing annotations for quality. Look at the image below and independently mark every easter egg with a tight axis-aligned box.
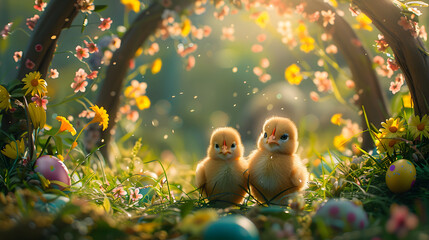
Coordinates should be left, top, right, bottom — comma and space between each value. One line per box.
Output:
34, 155, 71, 190
34, 193, 69, 214
313, 199, 368, 231
203, 215, 259, 240
386, 159, 416, 193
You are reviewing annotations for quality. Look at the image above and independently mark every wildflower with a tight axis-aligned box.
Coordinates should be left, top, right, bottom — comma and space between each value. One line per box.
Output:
13, 51, 22, 62
34, 0, 47, 11
260, 58, 270, 68
380, 118, 406, 138
31, 94, 48, 110
354, 13, 372, 31
48, 69, 59, 79
186, 55, 196, 71
0, 85, 12, 111
313, 71, 331, 92
402, 94, 413, 108
147, 42, 159, 56
129, 188, 143, 202
112, 186, 127, 198
75, 46, 89, 61
76, 0, 95, 13
389, 76, 404, 94
251, 44, 263, 53
98, 17, 112, 31
136, 96, 151, 110
253, 67, 263, 76
22, 71, 47, 96
331, 113, 343, 126
56, 116, 77, 136
398, 16, 413, 31
277, 21, 292, 36
1, 138, 25, 159
375, 34, 389, 52
386, 204, 418, 238
300, 36, 315, 53
124, 80, 147, 98
255, 11, 269, 28
89, 105, 109, 131
221, 26, 235, 41
373, 55, 385, 65
26, 15, 39, 31
83, 40, 98, 53
346, 80, 355, 89
375, 132, 399, 155
259, 73, 271, 83
321, 10, 335, 27
325, 44, 338, 54
71, 78, 88, 93
310, 91, 319, 102
28, 102, 46, 129
181, 19, 192, 37
257, 34, 266, 42
285, 64, 303, 85
87, 71, 98, 79
179, 209, 218, 236
121, 0, 140, 12
1, 22, 12, 39
408, 114, 429, 140
387, 58, 400, 71
151, 58, 162, 74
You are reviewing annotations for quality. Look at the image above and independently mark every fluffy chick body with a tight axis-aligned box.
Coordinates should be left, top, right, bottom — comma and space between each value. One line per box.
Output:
248, 117, 308, 205
195, 127, 248, 206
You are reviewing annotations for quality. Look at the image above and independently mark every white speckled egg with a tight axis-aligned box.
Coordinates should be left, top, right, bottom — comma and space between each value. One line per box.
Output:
34, 155, 71, 190
386, 159, 416, 193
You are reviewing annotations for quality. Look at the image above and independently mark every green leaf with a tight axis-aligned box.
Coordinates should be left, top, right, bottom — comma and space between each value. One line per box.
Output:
53, 136, 63, 156
103, 197, 111, 213
405, 1, 428, 7
94, 5, 108, 12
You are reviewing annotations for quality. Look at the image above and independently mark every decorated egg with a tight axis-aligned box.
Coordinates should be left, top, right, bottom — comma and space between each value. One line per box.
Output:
313, 199, 368, 231
34, 193, 69, 214
34, 155, 71, 190
203, 215, 259, 240
386, 159, 416, 193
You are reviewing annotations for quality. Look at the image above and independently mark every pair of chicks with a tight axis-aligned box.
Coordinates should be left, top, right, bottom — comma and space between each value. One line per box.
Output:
195, 117, 309, 206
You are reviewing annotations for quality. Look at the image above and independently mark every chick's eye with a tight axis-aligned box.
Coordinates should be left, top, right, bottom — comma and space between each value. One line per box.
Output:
264, 132, 267, 138
215, 144, 219, 149
231, 143, 236, 149
280, 134, 289, 141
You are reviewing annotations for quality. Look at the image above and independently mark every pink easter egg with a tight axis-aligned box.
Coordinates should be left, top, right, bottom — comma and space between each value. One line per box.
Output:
34, 155, 71, 190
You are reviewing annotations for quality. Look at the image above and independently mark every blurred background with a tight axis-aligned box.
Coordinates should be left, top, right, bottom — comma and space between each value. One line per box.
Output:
1, 0, 427, 166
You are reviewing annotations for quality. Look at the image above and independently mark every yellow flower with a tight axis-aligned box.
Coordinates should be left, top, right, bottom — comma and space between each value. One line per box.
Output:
89, 105, 109, 131
151, 58, 162, 75
121, 0, 140, 12
255, 11, 269, 28
181, 19, 192, 37
300, 36, 315, 53
402, 94, 413, 108
331, 113, 343, 126
136, 95, 151, 110
56, 116, 77, 136
28, 102, 46, 129
0, 85, 11, 111
380, 118, 406, 138
179, 209, 218, 236
375, 132, 399, 155
1, 138, 25, 159
285, 64, 303, 85
297, 22, 307, 40
22, 71, 48, 96
408, 114, 429, 140
353, 13, 373, 32
333, 134, 347, 151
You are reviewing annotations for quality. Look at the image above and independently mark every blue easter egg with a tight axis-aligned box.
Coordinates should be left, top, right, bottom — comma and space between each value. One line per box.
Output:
34, 193, 69, 214
203, 215, 259, 240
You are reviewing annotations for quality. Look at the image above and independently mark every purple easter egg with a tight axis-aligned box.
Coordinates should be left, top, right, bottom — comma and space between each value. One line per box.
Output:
35, 155, 71, 190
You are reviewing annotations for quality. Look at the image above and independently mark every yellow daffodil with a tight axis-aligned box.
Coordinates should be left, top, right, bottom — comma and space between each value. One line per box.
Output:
255, 11, 269, 28
179, 209, 218, 236
353, 13, 373, 32
0, 85, 11, 111
136, 95, 151, 110
56, 116, 77, 136
28, 102, 46, 129
121, 0, 140, 12
380, 118, 406, 138
22, 71, 47, 96
89, 105, 109, 131
1, 138, 25, 159
181, 19, 192, 37
285, 64, 303, 85
300, 36, 315, 53
408, 114, 429, 140
151, 58, 162, 75
331, 113, 343, 126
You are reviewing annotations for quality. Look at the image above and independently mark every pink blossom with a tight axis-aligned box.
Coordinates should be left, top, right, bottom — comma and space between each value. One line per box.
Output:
373, 56, 385, 65
186, 55, 196, 71
35, 44, 43, 52
31, 94, 48, 110
34, 0, 47, 11
375, 35, 389, 52
75, 46, 89, 60
147, 42, 159, 56
203, 26, 212, 37
129, 188, 143, 202
127, 110, 139, 122
71, 79, 88, 93
87, 71, 98, 79
253, 66, 263, 76
346, 80, 355, 89
221, 26, 235, 41
251, 44, 263, 53
259, 73, 271, 83
75, 68, 88, 82
398, 16, 413, 31
257, 34, 266, 42
376, 65, 394, 78
98, 17, 112, 31
1, 22, 13, 39
325, 44, 338, 54
310, 91, 320, 102
387, 58, 399, 71
112, 186, 127, 198
213, 5, 230, 21
84, 40, 98, 53
79, 110, 95, 118
26, 59, 35, 69
26, 15, 40, 31
419, 25, 427, 41
386, 205, 419, 238
13, 51, 22, 62
321, 10, 335, 27
49, 68, 59, 79
177, 44, 198, 57
191, 26, 204, 40
308, 11, 320, 22
260, 58, 270, 68
313, 71, 332, 92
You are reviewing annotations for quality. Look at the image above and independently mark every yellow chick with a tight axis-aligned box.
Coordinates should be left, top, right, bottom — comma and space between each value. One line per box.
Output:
248, 117, 308, 205
195, 127, 248, 206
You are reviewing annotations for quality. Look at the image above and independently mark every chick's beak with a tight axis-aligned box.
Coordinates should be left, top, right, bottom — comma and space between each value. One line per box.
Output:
267, 128, 279, 145
221, 140, 230, 155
